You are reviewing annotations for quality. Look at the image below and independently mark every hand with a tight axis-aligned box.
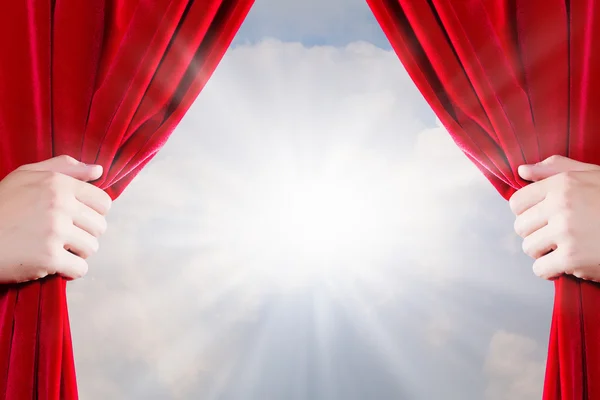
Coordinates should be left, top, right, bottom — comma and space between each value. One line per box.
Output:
509, 155, 600, 282
0, 155, 112, 283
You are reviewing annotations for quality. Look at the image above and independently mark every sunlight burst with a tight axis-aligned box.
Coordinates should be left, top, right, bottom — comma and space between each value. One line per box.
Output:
258, 178, 371, 257
186, 140, 432, 290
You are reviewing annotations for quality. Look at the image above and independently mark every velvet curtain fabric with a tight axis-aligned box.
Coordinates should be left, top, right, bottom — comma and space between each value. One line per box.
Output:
366, 1, 600, 398
0, 1, 252, 398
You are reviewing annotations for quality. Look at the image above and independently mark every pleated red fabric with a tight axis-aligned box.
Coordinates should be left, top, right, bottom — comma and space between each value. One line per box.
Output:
366, 0, 600, 398
0, 1, 252, 398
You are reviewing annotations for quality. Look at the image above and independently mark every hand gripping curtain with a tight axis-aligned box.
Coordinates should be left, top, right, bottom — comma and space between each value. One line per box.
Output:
366, 1, 600, 398
0, 1, 252, 398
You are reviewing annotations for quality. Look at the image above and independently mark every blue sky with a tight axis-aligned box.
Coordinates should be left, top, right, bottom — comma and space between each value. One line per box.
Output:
233, 0, 391, 48
68, 2, 555, 399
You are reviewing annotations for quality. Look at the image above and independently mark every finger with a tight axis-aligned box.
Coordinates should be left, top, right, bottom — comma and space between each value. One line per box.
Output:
74, 181, 112, 215
522, 225, 556, 259
20, 155, 103, 182
518, 155, 599, 182
509, 170, 578, 215
54, 250, 89, 280
513, 200, 549, 238
64, 225, 99, 260
72, 201, 107, 237
509, 180, 548, 215
532, 249, 567, 280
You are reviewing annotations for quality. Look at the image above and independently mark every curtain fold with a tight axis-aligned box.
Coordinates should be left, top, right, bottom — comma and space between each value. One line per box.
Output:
0, 1, 253, 398
366, 1, 600, 398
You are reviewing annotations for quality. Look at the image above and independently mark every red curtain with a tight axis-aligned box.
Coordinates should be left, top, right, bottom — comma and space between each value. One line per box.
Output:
366, 0, 600, 398
0, 1, 252, 398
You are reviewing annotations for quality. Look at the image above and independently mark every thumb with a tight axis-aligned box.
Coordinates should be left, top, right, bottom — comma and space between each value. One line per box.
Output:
518, 155, 600, 182
20, 155, 103, 182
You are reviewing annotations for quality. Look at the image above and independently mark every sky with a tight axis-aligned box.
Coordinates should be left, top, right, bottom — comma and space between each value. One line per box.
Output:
67, 1, 556, 399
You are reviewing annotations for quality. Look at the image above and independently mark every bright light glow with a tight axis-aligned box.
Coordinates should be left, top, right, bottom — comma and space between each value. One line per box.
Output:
70, 40, 520, 400
190, 148, 426, 289
257, 178, 371, 256
155, 41, 483, 292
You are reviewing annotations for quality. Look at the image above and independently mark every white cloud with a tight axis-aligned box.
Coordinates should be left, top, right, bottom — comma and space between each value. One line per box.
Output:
235, 0, 390, 47
66, 39, 550, 399
484, 331, 546, 400
426, 313, 456, 348
169, 39, 489, 286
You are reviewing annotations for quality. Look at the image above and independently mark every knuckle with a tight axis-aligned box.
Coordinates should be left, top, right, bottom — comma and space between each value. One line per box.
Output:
88, 239, 100, 256
36, 243, 61, 274
560, 242, 579, 267
13, 166, 31, 176
532, 262, 543, 278
41, 173, 67, 207
80, 240, 99, 260
508, 194, 520, 215
91, 223, 106, 238
4, 170, 24, 184
508, 198, 516, 214
46, 192, 63, 210
558, 171, 578, 189
99, 193, 112, 214
42, 170, 63, 186
98, 218, 108, 235
74, 262, 89, 279
105, 195, 112, 212
45, 214, 65, 238
572, 270, 585, 280
533, 264, 552, 280
550, 190, 573, 211
34, 267, 50, 280
26, 266, 49, 282
92, 239, 100, 253
57, 155, 78, 165
521, 238, 533, 258
546, 155, 565, 165
513, 218, 525, 237
551, 213, 575, 238
77, 249, 91, 260
15, 162, 38, 173
81, 262, 89, 278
